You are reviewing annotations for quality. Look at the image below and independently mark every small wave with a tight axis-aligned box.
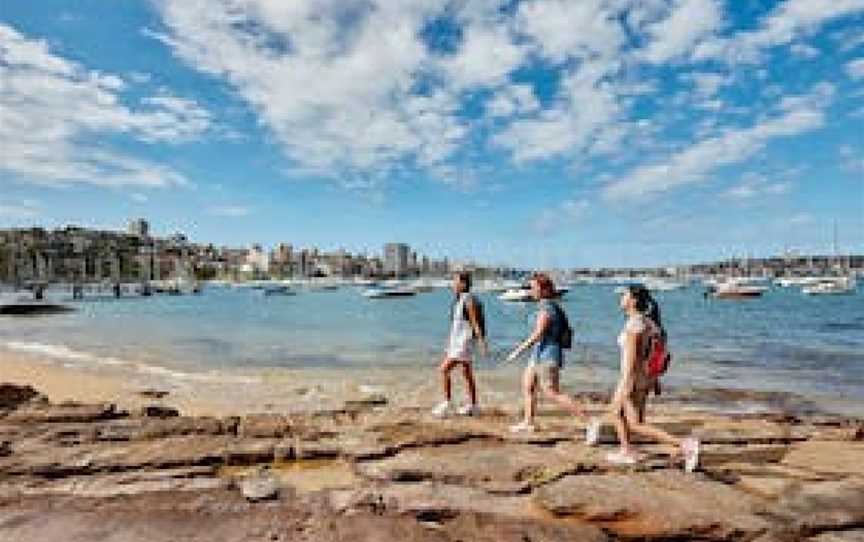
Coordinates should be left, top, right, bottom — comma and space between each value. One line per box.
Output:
3, 340, 261, 385
133, 363, 262, 385
4, 341, 125, 367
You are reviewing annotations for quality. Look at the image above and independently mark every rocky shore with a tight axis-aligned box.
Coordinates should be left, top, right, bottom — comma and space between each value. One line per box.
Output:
0, 382, 862, 542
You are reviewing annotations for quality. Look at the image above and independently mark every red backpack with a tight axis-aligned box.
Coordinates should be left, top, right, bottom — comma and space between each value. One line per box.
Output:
644, 324, 671, 378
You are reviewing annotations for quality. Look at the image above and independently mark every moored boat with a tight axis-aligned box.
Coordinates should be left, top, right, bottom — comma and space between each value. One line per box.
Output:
802, 277, 856, 295
361, 286, 417, 299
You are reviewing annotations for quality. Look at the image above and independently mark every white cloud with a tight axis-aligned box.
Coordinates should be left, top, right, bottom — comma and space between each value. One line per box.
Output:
0, 24, 209, 187
492, 59, 623, 161
695, 0, 864, 63
485, 84, 539, 118
154, 1, 467, 181
153, 0, 640, 179
723, 173, 793, 200
790, 42, 820, 59
515, 0, 625, 63
604, 85, 833, 200
846, 58, 864, 80
442, 22, 525, 89
207, 205, 252, 217
684, 72, 733, 97
639, 0, 723, 64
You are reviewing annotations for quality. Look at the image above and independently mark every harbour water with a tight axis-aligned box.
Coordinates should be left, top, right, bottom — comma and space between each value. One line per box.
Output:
1, 283, 862, 408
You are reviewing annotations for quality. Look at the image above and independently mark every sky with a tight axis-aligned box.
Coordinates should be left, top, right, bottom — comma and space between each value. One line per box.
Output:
1, 0, 863, 268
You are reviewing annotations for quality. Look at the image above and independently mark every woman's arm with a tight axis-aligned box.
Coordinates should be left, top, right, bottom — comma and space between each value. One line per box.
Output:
611, 331, 639, 406
507, 311, 550, 361
465, 297, 488, 355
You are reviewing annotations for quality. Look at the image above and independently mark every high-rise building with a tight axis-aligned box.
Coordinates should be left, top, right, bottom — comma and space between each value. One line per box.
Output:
383, 242, 410, 277
128, 218, 149, 238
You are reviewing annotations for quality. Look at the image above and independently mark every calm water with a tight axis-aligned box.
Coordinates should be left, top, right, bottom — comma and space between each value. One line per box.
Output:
2, 284, 863, 402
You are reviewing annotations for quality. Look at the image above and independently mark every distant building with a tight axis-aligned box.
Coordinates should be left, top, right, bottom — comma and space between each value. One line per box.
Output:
127, 218, 149, 238
243, 244, 269, 275
383, 242, 410, 277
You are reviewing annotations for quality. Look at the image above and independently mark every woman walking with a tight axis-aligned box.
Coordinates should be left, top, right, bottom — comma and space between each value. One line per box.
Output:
586, 284, 700, 471
506, 273, 584, 432
432, 271, 487, 417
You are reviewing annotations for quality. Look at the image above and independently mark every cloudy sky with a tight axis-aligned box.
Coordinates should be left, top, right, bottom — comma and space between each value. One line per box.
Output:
1, 0, 862, 268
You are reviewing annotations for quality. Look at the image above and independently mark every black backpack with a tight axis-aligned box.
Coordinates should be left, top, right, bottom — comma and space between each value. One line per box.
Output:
451, 294, 486, 340
550, 302, 573, 350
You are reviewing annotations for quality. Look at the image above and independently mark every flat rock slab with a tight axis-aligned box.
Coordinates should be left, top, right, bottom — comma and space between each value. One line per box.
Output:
5, 403, 126, 424
534, 471, 770, 540
357, 440, 599, 493
695, 418, 802, 444
781, 441, 864, 478
809, 531, 864, 542
761, 480, 864, 535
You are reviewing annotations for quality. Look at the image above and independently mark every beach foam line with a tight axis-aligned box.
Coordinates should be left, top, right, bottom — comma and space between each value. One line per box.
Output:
5, 340, 126, 367
3, 340, 261, 385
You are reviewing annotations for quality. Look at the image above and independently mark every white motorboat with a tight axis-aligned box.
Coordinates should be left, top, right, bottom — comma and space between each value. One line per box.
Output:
775, 276, 830, 288
643, 278, 686, 291
802, 277, 856, 295
498, 285, 567, 302
708, 279, 768, 299
498, 288, 534, 302
362, 286, 416, 299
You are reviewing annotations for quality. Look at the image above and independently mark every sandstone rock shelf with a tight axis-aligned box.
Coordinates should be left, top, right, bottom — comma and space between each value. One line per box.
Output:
0, 382, 862, 542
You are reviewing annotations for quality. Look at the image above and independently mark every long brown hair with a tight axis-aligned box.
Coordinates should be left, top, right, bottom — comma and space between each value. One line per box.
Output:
531, 272, 556, 299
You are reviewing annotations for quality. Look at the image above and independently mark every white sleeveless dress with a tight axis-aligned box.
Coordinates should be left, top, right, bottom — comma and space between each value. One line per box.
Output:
446, 293, 473, 361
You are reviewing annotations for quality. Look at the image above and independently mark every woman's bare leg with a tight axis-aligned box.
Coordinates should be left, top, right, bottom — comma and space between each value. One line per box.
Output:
461, 362, 478, 406
612, 403, 633, 453
439, 357, 457, 402
522, 366, 538, 424
621, 398, 680, 449
541, 366, 584, 417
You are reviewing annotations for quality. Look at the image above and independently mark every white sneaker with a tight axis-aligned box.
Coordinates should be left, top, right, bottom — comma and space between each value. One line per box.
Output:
682, 437, 700, 473
431, 400, 452, 418
585, 417, 601, 446
456, 404, 480, 417
605, 450, 638, 465
508, 420, 535, 433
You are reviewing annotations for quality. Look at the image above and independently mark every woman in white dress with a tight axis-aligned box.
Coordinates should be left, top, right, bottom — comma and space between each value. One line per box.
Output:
587, 284, 700, 471
432, 272, 487, 417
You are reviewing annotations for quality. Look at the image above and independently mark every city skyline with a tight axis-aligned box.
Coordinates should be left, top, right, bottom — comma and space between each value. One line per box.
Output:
1, 1, 863, 268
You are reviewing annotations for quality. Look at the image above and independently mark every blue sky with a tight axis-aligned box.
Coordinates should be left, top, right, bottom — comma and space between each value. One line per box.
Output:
1, 0, 862, 268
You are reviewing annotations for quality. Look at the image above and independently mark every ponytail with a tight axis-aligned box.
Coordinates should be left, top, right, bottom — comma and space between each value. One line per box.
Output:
626, 284, 664, 333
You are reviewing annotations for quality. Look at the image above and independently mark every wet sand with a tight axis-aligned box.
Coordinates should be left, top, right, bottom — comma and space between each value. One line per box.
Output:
3, 347, 863, 419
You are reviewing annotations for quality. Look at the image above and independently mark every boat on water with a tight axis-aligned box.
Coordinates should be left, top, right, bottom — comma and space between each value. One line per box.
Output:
705, 278, 769, 299
642, 278, 687, 291
802, 277, 857, 295
711, 284, 767, 299
775, 276, 831, 288
260, 285, 296, 296
0, 292, 73, 315
408, 279, 437, 293
498, 285, 568, 302
361, 286, 417, 299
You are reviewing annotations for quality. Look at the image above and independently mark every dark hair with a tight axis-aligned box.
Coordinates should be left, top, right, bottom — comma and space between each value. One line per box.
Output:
624, 284, 663, 331
454, 271, 472, 291
531, 272, 556, 299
